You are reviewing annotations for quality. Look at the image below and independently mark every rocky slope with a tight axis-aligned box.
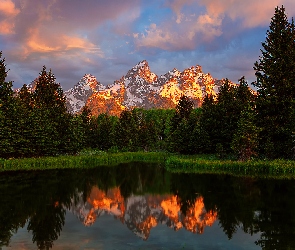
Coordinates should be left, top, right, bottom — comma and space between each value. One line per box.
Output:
65, 60, 233, 116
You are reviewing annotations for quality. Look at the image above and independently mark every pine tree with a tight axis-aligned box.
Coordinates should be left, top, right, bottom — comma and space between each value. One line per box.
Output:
231, 106, 261, 161
253, 6, 295, 158
199, 78, 255, 155
30, 66, 73, 156
0, 52, 18, 158
175, 95, 194, 120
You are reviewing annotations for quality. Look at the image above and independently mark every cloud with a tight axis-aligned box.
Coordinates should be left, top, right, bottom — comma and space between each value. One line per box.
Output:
0, 0, 20, 16
135, 13, 223, 50
0, 20, 15, 34
198, 0, 295, 28
1, 0, 139, 88
0, 0, 20, 34
136, 0, 295, 51
168, 0, 195, 23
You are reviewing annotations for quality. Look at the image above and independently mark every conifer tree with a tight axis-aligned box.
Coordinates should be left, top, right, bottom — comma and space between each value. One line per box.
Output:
0, 52, 18, 158
199, 78, 254, 155
231, 105, 261, 161
30, 66, 73, 156
253, 6, 295, 158
169, 95, 195, 153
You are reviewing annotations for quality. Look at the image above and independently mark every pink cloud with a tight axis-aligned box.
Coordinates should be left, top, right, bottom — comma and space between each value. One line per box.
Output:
168, 0, 195, 23
136, 0, 295, 51
0, 0, 20, 34
187, 0, 295, 28
135, 13, 223, 50
0, 20, 15, 34
0, 0, 20, 16
3, 0, 138, 60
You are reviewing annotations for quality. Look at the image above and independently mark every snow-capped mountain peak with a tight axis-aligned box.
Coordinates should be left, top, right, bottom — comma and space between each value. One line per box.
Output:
64, 60, 235, 116
64, 74, 105, 114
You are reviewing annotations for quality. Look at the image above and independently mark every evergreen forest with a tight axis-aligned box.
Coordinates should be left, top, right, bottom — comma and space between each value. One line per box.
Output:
0, 6, 295, 161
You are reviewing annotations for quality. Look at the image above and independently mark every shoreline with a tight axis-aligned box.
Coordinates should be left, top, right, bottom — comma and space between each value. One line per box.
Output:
1, 152, 295, 179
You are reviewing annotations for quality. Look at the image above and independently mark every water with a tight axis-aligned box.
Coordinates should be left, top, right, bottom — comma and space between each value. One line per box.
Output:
0, 162, 294, 249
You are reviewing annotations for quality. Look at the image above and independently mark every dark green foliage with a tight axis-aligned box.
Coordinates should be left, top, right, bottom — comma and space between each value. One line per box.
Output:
8, 66, 80, 157
0, 52, 13, 104
27, 66, 75, 156
175, 95, 194, 121
168, 95, 198, 154
115, 109, 139, 151
95, 113, 118, 150
0, 52, 21, 158
253, 6, 295, 159
114, 108, 174, 152
33, 66, 66, 113
200, 78, 255, 155
231, 105, 261, 161
78, 106, 97, 149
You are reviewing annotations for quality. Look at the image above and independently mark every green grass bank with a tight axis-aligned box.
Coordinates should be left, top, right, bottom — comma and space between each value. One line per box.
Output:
0, 152, 169, 172
165, 155, 295, 179
1, 152, 295, 179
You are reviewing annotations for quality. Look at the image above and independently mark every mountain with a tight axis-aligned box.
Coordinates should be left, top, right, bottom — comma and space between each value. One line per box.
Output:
64, 74, 105, 114
64, 60, 234, 116
69, 186, 217, 240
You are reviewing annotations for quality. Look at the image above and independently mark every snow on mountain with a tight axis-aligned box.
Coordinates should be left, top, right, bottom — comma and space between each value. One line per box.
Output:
64, 74, 105, 114
64, 60, 234, 115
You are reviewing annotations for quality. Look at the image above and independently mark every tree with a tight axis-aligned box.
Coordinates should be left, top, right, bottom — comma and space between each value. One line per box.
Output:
175, 95, 194, 120
253, 6, 295, 158
29, 66, 74, 156
96, 113, 118, 150
199, 78, 255, 155
115, 110, 139, 151
168, 95, 196, 153
231, 106, 261, 161
0, 52, 19, 158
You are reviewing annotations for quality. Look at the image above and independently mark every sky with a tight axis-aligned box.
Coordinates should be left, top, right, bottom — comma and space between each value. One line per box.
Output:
1, 0, 295, 90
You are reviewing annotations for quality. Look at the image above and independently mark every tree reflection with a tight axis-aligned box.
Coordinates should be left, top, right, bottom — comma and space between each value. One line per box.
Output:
1, 165, 295, 249
27, 204, 65, 250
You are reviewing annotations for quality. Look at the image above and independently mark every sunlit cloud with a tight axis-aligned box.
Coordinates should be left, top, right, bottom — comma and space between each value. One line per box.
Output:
0, 0, 20, 16
2, 0, 295, 90
135, 13, 223, 50
0, 0, 20, 34
137, 0, 295, 51
0, 20, 15, 34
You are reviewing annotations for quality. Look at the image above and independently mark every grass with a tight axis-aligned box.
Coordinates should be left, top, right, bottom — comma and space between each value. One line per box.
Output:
0, 151, 169, 172
2, 151, 295, 179
165, 155, 295, 179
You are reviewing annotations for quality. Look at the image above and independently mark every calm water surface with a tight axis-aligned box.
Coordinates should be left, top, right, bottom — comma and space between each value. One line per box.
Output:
0, 162, 294, 249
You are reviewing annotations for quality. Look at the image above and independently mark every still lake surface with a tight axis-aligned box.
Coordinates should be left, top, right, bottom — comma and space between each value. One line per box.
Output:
0, 162, 294, 250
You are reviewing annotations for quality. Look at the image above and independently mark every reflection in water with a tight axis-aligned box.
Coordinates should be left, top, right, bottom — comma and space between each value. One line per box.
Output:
70, 186, 217, 240
1, 163, 295, 249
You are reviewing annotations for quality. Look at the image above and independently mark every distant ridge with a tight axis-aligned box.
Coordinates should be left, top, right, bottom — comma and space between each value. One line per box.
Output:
64, 60, 235, 116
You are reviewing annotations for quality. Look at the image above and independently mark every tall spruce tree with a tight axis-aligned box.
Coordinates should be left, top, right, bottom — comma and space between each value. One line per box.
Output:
169, 95, 195, 153
30, 66, 73, 156
253, 6, 295, 158
0, 52, 19, 158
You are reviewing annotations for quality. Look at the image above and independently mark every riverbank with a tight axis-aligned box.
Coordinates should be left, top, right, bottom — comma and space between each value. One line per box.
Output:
1, 152, 295, 179
0, 152, 168, 172
165, 155, 295, 179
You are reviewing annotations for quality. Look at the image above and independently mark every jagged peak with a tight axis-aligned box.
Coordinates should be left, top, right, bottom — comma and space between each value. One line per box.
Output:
167, 68, 181, 77
131, 60, 150, 72
78, 74, 98, 86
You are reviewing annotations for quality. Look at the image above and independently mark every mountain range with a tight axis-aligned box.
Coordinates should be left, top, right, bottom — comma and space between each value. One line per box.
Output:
64, 60, 233, 116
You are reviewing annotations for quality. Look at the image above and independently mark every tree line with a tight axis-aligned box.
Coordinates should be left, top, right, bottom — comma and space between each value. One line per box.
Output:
0, 6, 294, 160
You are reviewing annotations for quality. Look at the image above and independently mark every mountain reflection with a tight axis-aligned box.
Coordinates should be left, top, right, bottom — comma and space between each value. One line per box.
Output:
1, 163, 295, 249
70, 186, 217, 240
